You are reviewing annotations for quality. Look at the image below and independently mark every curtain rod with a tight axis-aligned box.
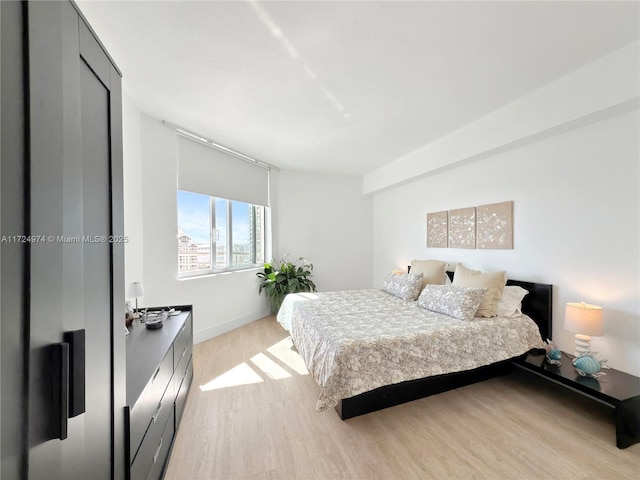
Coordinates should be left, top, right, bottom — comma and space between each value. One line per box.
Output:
162, 120, 278, 171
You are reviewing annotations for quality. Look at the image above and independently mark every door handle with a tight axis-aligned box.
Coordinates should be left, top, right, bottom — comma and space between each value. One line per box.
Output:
51, 342, 69, 440
63, 329, 86, 417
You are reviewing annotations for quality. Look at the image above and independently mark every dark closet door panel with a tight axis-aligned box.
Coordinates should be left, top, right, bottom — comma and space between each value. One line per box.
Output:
2, 0, 125, 476
27, 5, 77, 476
79, 56, 113, 476
110, 58, 127, 480
79, 19, 111, 88
1, 2, 29, 477
23, 1, 126, 478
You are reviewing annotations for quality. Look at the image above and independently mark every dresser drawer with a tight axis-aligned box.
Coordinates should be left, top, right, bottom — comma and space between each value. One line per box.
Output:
175, 356, 193, 428
146, 407, 175, 480
152, 344, 174, 399
173, 335, 192, 387
173, 315, 192, 370
129, 346, 174, 457
130, 389, 175, 480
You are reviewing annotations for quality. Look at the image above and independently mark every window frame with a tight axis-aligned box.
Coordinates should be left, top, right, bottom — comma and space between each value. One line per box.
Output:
177, 190, 267, 279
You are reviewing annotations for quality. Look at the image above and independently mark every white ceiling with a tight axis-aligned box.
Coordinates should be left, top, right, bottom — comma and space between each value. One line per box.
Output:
76, 0, 639, 176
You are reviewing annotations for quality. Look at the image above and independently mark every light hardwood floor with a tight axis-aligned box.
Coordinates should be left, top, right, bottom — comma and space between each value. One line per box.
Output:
165, 316, 640, 480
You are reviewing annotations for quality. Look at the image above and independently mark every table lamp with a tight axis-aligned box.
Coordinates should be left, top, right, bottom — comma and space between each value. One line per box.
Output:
564, 301, 603, 356
127, 281, 145, 318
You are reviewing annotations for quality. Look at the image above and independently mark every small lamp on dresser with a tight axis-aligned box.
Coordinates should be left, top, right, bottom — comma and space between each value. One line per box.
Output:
564, 301, 603, 356
127, 281, 145, 318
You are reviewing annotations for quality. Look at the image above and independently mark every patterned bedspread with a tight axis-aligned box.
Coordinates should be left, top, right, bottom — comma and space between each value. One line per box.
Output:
277, 289, 543, 412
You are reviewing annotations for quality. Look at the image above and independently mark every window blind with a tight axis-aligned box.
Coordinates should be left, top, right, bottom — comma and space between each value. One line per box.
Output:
177, 135, 270, 207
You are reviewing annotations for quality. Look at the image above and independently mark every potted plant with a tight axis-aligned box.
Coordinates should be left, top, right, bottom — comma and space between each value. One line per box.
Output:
256, 255, 317, 313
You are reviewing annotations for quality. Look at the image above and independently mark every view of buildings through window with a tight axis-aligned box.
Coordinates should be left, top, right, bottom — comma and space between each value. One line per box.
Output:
177, 190, 265, 275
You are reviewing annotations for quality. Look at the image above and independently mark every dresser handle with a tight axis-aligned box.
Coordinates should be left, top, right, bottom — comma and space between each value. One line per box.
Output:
153, 437, 163, 464
152, 400, 162, 423
181, 345, 187, 359
181, 322, 187, 332
152, 366, 160, 383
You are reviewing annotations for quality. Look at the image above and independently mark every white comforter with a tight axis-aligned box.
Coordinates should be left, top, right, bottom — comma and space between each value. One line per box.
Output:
277, 289, 543, 412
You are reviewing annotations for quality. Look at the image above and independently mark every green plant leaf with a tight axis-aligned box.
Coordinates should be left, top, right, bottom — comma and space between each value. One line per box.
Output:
256, 255, 317, 309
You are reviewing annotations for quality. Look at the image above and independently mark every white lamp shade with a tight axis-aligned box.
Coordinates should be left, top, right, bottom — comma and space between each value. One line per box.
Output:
127, 282, 145, 298
564, 302, 603, 336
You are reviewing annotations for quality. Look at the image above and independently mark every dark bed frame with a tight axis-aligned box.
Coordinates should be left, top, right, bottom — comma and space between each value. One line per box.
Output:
335, 273, 553, 420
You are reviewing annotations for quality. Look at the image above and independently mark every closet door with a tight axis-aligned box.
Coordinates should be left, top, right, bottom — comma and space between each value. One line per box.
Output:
1, 1, 29, 478
24, 1, 126, 478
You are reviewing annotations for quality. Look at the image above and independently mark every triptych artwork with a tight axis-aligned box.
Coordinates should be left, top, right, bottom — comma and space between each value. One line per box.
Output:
427, 201, 513, 249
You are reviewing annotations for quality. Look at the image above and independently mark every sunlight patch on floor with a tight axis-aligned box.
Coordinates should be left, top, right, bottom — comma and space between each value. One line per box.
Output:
199, 336, 310, 392
249, 352, 292, 380
267, 337, 309, 375
199, 362, 264, 392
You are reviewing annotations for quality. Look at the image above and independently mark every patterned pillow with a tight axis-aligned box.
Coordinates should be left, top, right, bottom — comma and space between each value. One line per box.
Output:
417, 285, 488, 321
381, 273, 424, 301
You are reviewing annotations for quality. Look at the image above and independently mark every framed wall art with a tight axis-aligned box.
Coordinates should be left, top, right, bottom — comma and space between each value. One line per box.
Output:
448, 207, 476, 249
426, 211, 448, 248
476, 201, 513, 249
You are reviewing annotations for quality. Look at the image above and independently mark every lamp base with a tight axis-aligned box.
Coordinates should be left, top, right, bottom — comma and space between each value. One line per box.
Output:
133, 298, 141, 319
574, 333, 592, 356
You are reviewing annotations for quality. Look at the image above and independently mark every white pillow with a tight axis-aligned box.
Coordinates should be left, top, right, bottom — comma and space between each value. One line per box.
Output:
496, 286, 529, 318
451, 263, 507, 317
410, 260, 447, 287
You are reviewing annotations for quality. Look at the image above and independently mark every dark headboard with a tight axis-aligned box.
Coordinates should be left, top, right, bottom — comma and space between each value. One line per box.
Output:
445, 271, 552, 341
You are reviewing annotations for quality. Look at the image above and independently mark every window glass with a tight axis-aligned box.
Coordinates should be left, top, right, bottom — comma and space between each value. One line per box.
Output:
232, 200, 252, 265
253, 205, 265, 265
177, 190, 266, 277
215, 198, 228, 268
177, 190, 211, 273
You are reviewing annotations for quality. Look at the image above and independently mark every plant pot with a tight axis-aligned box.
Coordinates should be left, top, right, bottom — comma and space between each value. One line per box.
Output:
270, 295, 284, 315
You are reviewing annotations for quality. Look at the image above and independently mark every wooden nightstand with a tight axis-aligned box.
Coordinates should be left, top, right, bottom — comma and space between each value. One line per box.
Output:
513, 351, 640, 449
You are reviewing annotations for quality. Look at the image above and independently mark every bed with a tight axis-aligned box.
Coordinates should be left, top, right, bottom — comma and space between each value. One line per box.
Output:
277, 271, 552, 419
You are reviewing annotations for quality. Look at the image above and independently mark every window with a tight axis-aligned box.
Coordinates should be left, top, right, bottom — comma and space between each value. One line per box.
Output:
177, 190, 266, 277
175, 132, 270, 277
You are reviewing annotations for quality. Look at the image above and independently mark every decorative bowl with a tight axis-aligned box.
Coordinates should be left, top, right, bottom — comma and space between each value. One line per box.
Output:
143, 311, 168, 330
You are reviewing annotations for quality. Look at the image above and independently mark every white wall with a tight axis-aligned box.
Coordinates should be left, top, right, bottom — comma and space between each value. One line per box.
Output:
122, 92, 143, 288
371, 109, 639, 375
274, 170, 373, 292
122, 112, 373, 344
134, 115, 271, 343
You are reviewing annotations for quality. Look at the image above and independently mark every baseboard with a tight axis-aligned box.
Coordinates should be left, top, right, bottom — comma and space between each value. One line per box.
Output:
193, 307, 272, 344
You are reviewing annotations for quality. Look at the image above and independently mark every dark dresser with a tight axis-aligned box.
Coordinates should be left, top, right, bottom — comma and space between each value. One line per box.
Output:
125, 306, 194, 480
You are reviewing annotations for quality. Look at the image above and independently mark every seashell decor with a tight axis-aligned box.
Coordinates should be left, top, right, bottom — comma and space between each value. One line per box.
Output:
572, 351, 609, 377
544, 338, 562, 365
